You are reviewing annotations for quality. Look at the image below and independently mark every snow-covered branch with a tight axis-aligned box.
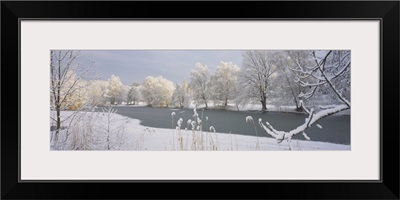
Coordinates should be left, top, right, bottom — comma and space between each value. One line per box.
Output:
259, 104, 349, 143
256, 50, 351, 149
312, 52, 351, 107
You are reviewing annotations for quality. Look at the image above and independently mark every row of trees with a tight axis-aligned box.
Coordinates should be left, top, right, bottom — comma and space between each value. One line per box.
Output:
51, 50, 350, 148
51, 50, 350, 111
188, 50, 350, 112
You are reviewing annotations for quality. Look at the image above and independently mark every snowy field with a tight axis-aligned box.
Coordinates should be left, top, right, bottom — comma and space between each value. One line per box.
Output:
50, 110, 350, 151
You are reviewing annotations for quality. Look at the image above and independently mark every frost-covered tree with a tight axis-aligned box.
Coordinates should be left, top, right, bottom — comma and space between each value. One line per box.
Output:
182, 78, 189, 102
120, 84, 131, 104
258, 50, 351, 150
170, 82, 189, 108
87, 80, 109, 105
55, 70, 89, 110
313, 50, 351, 103
127, 83, 141, 105
189, 63, 211, 108
210, 61, 240, 106
271, 50, 313, 111
50, 50, 95, 143
238, 51, 279, 112
106, 75, 123, 105
141, 76, 175, 107
290, 50, 351, 105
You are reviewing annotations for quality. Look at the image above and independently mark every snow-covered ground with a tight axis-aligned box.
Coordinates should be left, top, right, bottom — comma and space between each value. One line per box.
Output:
51, 111, 350, 151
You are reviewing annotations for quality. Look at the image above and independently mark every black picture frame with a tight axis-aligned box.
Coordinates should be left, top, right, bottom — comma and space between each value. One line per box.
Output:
2, 1, 399, 199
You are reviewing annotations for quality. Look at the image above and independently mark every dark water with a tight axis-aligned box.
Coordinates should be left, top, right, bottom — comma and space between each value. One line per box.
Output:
97, 106, 350, 145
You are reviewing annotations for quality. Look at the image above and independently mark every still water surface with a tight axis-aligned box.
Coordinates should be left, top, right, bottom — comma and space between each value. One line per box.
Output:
98, 106, 350, 145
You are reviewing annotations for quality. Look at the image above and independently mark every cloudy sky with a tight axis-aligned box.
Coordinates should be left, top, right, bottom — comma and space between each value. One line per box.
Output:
78, 50, 244, 85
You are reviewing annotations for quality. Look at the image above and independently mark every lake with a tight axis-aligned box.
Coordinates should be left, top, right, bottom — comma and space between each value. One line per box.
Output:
97, 106, 350, 145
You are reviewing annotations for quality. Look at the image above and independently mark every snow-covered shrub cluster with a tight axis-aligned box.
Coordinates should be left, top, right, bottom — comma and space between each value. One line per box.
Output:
50, 106, 144, 150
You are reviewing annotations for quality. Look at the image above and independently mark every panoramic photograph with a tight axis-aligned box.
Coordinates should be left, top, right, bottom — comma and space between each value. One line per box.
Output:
50, 50, 351, 151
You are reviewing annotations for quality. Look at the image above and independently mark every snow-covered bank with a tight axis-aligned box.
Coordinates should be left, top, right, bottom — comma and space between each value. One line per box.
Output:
51, 111, 350, 151
112, 101, 350, 116
185, 102, 350, 116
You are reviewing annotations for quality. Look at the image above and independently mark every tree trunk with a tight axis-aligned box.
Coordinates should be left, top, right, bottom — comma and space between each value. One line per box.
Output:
295, 104, 304, 112
261, 93, 267, 112
294, 98, 303, 112
224, 97, 228, 107
55, 105, 61, 143
107, 134, 110, 150
203, 97, 208, 109
260, 87, 267, 112
261, 100, 267, 112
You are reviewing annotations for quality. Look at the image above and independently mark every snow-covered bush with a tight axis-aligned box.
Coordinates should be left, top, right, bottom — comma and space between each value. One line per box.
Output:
97, 106, 131, 150
51, 106, 134, 150
50, 110, 99, 150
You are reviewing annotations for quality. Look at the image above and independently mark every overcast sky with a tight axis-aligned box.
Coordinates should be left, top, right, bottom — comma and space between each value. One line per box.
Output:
79, 50, 244, 85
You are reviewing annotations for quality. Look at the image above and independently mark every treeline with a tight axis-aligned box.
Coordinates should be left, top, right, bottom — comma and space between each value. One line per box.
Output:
51, 50, 350, 112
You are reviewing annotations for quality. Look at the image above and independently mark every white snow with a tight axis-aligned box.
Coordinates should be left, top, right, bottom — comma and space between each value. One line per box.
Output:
258, 104, 350, 144
186, 101, 350, 116
52, 111, 350, 151
302, 132, 311, 140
